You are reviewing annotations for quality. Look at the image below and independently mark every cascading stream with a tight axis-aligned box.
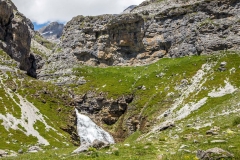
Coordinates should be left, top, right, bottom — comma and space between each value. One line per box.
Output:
75, 109, 115, 145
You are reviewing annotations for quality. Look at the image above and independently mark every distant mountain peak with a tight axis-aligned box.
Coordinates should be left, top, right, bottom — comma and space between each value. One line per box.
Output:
122, 5, 137, 14
38, 22, 64, 43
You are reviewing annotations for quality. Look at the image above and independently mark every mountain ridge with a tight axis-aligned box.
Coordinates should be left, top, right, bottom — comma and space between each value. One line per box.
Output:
39, 22, 64, 43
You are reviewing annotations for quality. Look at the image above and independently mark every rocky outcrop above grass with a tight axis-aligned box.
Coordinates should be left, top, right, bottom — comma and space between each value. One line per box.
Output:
0, 0, 36, 77
53, 0, 240, 67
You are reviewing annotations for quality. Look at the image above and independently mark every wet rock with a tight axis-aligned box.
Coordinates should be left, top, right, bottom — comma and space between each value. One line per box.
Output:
197, 147, 234, 160
72, 144, 90, 154
75, 92, 133, 125
92, 139, 110, 149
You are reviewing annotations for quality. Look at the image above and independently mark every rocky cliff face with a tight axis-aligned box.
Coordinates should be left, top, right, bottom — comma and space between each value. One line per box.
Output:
60, 14, 145, 66
39, 22, 64, 43
0, 0, 36, 77
54, 0, 240, 67
73, 92, 134, 141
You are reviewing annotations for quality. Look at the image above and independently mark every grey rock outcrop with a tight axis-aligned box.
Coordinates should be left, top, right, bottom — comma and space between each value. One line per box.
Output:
92, 139, 110, 149
46, 0, 240, 69
72, 144, 89, 154
28, 146, 43, 153
72, 140, 110, 154
197, 147, 234, 160
0, 0, 36, 77
59, 13, 145, 66
75, 92, 133, 125
0, 149, 7, 157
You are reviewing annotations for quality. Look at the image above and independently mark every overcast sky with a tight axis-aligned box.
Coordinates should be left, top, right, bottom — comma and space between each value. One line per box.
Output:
12, 0, 144, 25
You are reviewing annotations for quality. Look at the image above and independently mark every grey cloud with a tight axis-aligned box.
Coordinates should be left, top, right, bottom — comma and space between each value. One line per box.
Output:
12, 0, 144, 24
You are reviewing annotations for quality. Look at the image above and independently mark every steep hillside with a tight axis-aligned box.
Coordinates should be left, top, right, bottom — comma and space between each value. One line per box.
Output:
0, 49, 77, 154
3, 51, 240, 159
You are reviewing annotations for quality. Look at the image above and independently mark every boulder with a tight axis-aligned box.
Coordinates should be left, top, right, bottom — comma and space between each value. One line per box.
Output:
197, 147, 234, 160
210, 140, 227, 143
206, 126, 220, 135
92, 139, 110, 149
18, 149, 23, 154
206, 130, 218, 135
159, 122, 175, 131
218, 62, 227, 72
0, 149, 7, 157
72, 144, 90, 154
28, 146, 42, 153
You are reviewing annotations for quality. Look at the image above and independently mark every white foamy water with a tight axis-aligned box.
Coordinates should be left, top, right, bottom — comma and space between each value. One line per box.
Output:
75, 109, 115, 145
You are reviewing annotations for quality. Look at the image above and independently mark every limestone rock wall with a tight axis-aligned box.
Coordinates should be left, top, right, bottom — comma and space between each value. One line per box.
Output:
60, 14, 145, 66
58, 0, 240, 66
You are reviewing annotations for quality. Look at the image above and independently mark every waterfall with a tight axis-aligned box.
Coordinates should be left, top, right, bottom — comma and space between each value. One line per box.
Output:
75, 109, 115, 146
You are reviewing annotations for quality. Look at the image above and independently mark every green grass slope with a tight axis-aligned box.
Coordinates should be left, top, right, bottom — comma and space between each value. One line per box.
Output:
1, 50, 240, 159
0, 50, 74, 152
